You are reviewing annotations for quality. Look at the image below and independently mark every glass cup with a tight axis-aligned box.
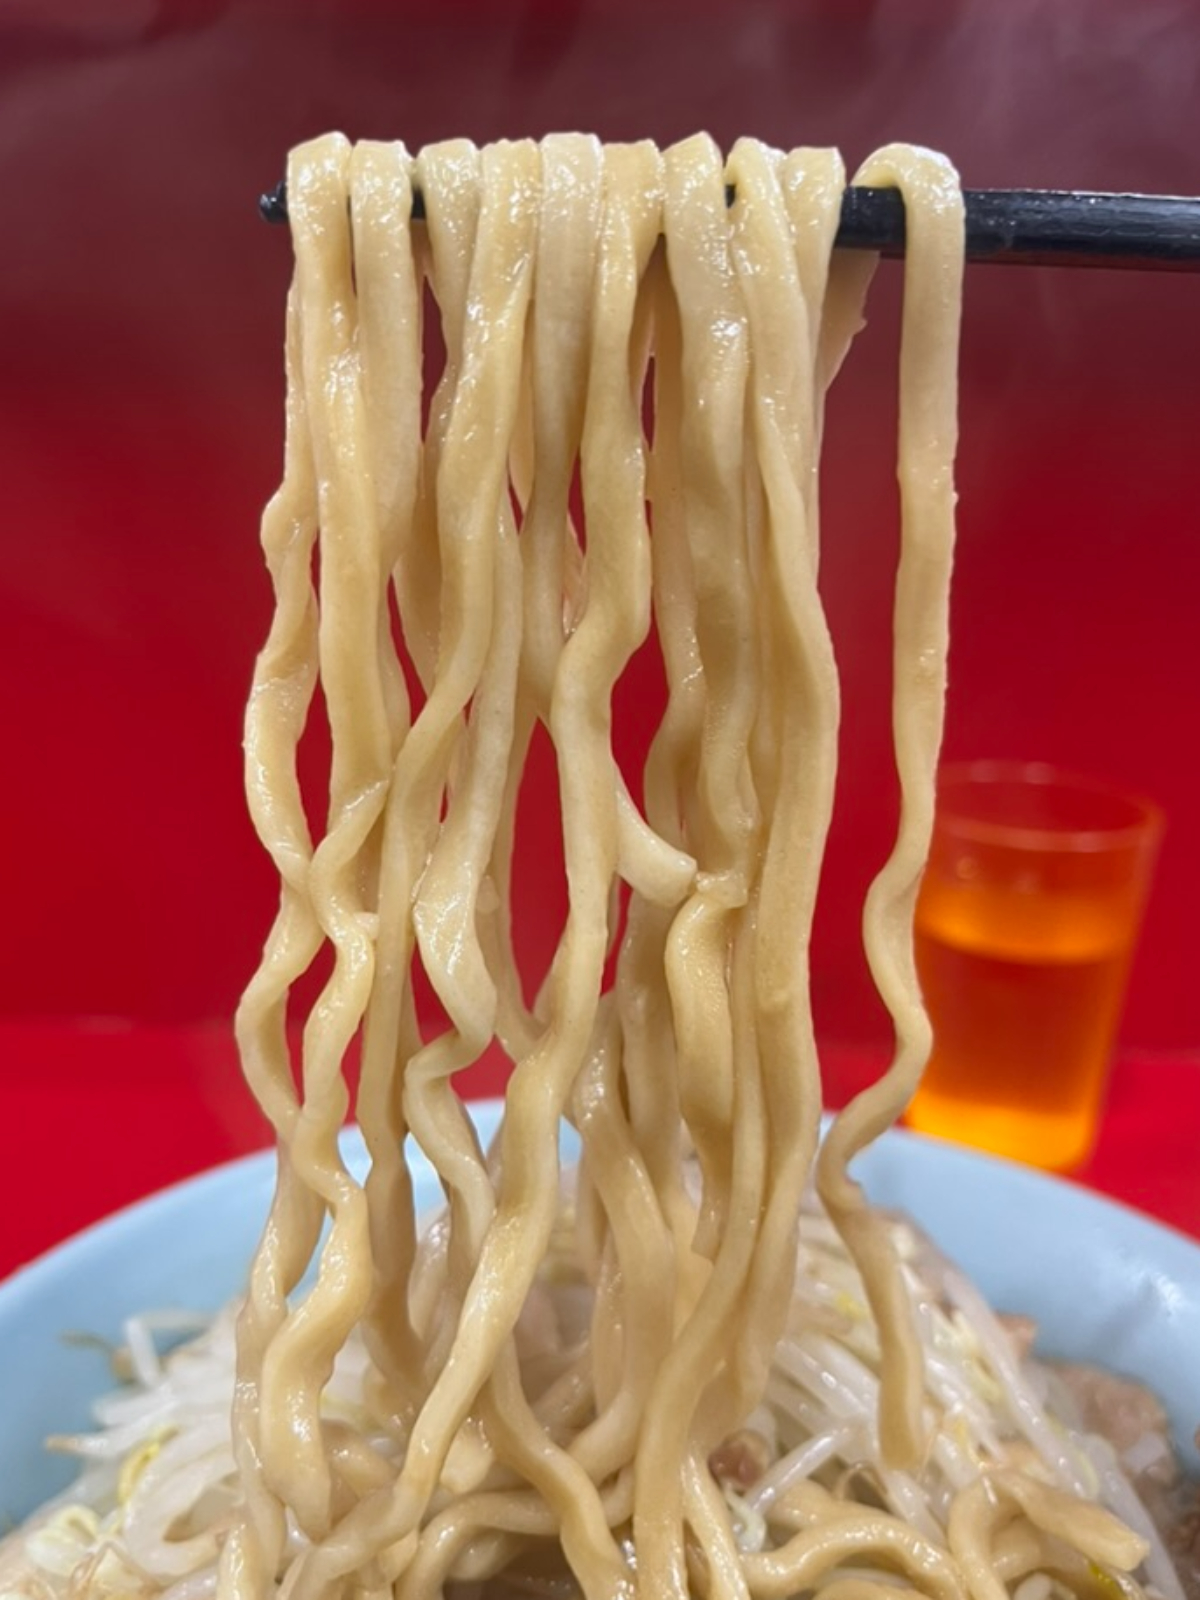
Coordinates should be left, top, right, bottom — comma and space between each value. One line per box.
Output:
905, 761, 1163, 1172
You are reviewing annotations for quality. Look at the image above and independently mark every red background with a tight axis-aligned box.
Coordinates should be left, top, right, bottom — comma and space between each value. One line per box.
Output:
1, 0, 1198, 1269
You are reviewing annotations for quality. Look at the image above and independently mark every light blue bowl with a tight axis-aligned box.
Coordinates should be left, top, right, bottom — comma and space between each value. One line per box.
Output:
2, 1105, 1198, 1529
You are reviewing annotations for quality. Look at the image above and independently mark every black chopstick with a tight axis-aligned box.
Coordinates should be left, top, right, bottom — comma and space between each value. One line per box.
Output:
258, 180, 1200, 272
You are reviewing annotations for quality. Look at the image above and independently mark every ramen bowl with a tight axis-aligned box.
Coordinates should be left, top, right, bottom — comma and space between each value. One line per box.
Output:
2, 1104, 1198, 1526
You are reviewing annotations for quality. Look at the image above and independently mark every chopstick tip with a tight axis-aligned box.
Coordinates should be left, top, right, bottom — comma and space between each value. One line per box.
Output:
259, 181, 288, 225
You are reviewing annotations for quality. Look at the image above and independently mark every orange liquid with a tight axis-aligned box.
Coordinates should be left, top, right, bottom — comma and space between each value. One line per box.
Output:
907, 879, 1134, 1170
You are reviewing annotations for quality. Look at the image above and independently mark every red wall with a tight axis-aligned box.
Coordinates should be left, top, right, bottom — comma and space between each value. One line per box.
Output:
2, 0, 1198, 1052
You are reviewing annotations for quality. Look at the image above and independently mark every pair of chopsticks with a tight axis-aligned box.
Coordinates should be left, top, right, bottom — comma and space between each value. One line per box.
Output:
259, 178, 1200, 271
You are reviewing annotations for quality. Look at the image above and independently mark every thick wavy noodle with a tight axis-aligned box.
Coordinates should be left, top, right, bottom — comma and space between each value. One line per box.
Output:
7, 132, 1183, 1600
815, 143, 964, 1477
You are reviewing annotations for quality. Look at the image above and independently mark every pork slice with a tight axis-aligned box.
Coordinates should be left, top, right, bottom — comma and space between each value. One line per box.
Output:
1055, 1362, 1178, 1488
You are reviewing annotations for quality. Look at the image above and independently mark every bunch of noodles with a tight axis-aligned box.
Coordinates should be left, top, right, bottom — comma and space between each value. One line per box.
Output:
5, 130, 1185, 1600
